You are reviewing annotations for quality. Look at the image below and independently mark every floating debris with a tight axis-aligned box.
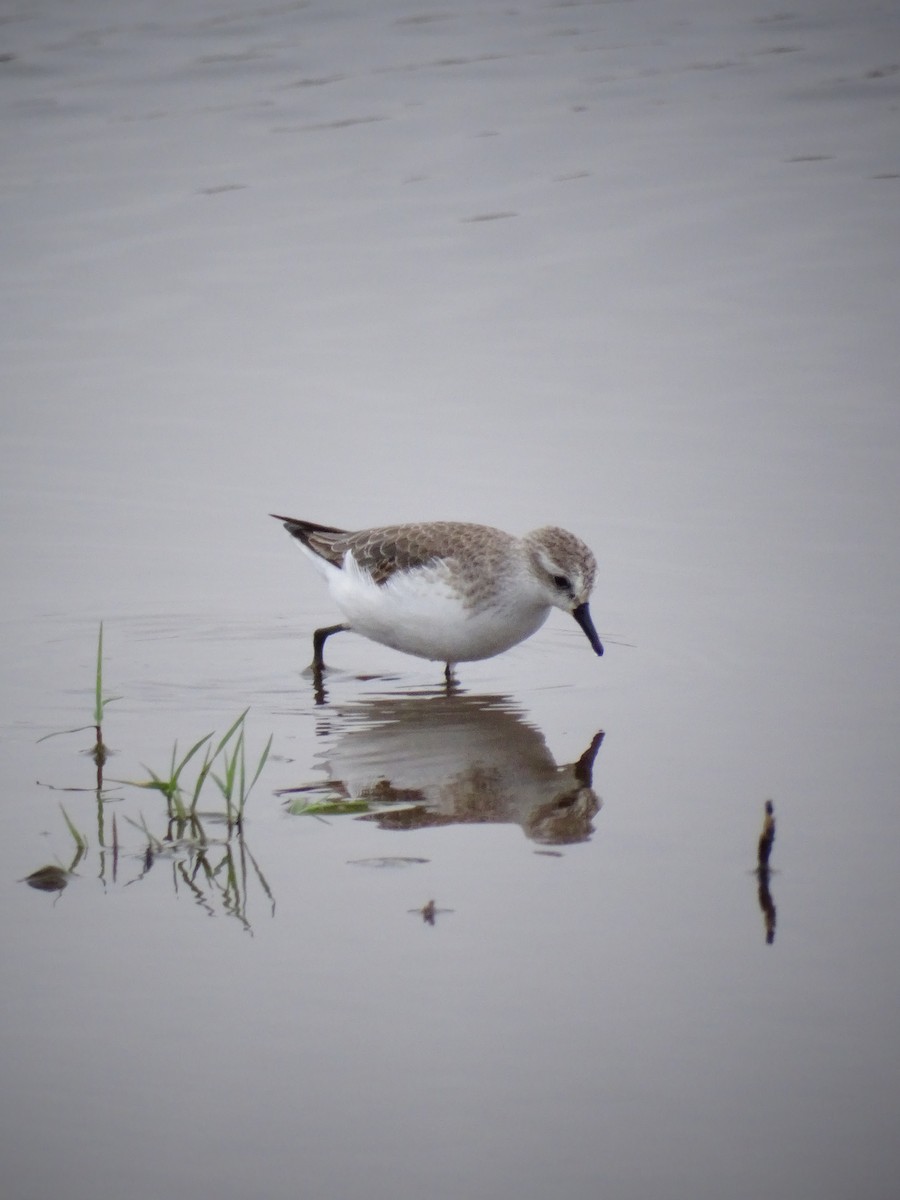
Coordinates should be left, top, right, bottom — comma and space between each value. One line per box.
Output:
21, 865, 69, 892
347, 856, 430, 869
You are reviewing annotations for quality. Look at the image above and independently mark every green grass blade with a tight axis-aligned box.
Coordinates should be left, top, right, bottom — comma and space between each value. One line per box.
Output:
128, 766, 175, 799
190, 745, 215, 813
218, 741, 240, 801
59, 803, 88, 851
245, 734, 273, 799
212, 709, 249, 758
94, 621, 104, 726
92, 621, 121, 720
171, 731, 215, 787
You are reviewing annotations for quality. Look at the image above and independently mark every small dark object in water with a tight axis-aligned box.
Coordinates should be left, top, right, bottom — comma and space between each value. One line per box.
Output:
754, 801, 777, 944
22, 865, 69, 892
347, 856, 430, 868
408, 898, 453, 924
757, 799, 776, 870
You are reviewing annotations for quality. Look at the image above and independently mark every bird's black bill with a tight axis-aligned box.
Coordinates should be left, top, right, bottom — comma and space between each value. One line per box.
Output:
573, 602, 604, 656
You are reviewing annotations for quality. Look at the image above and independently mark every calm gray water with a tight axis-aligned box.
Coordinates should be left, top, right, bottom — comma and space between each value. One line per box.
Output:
3, 2, 899, 1198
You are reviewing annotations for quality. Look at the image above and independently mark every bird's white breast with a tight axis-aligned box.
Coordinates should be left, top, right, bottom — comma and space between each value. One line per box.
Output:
328, 553, 549, 663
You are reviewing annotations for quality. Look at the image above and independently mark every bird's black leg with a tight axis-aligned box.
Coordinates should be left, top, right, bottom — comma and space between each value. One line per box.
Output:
312, 623, 349, 671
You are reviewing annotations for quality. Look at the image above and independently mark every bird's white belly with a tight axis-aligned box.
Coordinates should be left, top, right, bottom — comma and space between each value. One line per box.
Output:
329, 558, 549, 663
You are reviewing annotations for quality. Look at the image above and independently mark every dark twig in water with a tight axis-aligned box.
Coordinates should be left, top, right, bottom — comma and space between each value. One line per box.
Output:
758, 799, 775, 871
756, 800, 777, 944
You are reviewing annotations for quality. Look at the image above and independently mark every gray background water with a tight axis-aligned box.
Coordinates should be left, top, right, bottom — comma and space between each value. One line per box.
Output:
2, 2, 899, 1198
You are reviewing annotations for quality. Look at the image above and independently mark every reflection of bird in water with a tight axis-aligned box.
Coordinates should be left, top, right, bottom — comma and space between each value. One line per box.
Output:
291, 690, 604, 846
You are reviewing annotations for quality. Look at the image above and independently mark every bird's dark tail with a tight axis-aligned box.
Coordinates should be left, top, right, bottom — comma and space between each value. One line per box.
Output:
270, 514, 349, 546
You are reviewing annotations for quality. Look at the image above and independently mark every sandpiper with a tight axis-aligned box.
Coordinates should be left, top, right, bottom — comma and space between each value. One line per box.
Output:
271, 515, 603, 677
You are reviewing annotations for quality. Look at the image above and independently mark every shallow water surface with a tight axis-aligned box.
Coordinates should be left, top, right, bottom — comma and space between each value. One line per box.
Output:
3, 2, 900, 1199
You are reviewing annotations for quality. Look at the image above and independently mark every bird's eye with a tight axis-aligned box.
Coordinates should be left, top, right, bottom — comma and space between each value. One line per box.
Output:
552, 575, 571, 592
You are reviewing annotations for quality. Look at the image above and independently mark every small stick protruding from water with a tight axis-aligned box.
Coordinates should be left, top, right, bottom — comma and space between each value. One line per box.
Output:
757, 799, 775, 871
408, 899, 454, 925
756, 800, 777, 944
